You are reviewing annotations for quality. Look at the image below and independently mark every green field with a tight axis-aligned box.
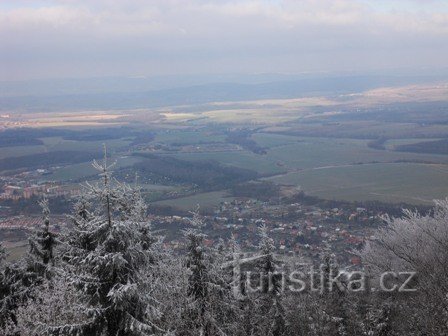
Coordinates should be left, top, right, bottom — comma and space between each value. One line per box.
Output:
167, 134, 448, 176
0, 137, 130, 161
262, 137, 448, 170
266, 163, 448, 205
384, 138, 445, 150
39, 137, 131, 153
0, 145, 47, 159
48, 155, 144, 182
2, 127, 448, 206
154, 191, 235, 211
159, 134, 448, 205
154, 130, 226, 144
251, 133, 302, 148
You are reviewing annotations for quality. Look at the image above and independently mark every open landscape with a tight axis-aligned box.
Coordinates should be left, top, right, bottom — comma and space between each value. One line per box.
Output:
1, 80, 448, 211
2, 1, 448, 334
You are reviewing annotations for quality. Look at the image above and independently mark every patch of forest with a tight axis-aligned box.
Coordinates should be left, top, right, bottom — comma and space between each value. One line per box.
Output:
0, 195, 72, 216
0, 127, 153, 147
118, 153, 259, 190
394, 138, 448, 155
62, 127, 135, 141
0, 151, 102, 171
130, 132, 155, 145
367, 137, 387, 150
0, 128, 61, 147
226, 129, 267, 154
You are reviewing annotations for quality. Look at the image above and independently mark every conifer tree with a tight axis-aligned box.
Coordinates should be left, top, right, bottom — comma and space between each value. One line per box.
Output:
180, 208, 236, 335
0, 241, 10, 329
258, 223, 278, 295
50, 148, 163, 335
222, 233, 259, 336
0, 198, 58, 332
27, 197, 57, 274
319, 253, 350, 336
226, 234, 245, 300
255, 223, 288, 336
0, 243, 5, 265
182, 210, 211, 334
375, 302, 393, 336
0, 257, 36, 332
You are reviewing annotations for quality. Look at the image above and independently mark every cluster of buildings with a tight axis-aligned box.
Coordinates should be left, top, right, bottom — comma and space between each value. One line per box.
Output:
135, 142, 240, 154
0, 215, 66, 231
0, 168, 80, 201
0, 216, 45, 230
0, 182, 78, 200
0, 187, 382, 266
150, 199, 382, 266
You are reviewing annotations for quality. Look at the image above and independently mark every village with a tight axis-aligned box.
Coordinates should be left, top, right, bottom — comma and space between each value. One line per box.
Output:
0, 168, 78, 201
153, 198, 382, 266
0, 193, 383, 266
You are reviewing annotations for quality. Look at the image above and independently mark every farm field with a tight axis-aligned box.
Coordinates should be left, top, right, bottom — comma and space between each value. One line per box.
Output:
262, 137, 448, 170
166, 134, 448, 174
153, 190, 236, 211
0, 145, 47, 159
47, 155, 144, 182
1, 81, 448, 208
39, 137, 131, 153
250, 133, 303, 148
266, 163, 448, 205
0, 137, 130, 166
154, 130, 226, 144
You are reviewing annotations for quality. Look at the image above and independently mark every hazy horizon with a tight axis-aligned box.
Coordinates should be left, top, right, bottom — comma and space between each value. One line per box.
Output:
1, 0, 448, 81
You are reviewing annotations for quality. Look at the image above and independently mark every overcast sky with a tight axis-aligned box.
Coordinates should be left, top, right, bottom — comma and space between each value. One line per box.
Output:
1, 0, 448, 81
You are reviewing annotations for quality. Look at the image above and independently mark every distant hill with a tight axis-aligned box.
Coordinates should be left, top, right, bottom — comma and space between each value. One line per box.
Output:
2, 73, 447, 112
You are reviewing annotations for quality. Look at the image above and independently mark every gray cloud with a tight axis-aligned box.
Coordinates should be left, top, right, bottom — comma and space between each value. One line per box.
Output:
1, 0, 448, 80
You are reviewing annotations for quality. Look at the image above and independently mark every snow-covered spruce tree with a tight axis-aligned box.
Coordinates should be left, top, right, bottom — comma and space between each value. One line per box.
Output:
0, 241, 9, 328
0, 256, 38, 333
225, 234, 245, 301
211, 237, 242, 335
26, 197, 57, 276
0, 242, 5, 265
362, 298, 394, 336
0, 198, 59, 333
252, 223, 288, 336
218, 234, 260, 336
8, 275, 90, 335
318, 253, 350, 336
179, 208, 236, 336
0, 251, 23, 332
220, 233, 263, 336
51, 150, 164, 335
